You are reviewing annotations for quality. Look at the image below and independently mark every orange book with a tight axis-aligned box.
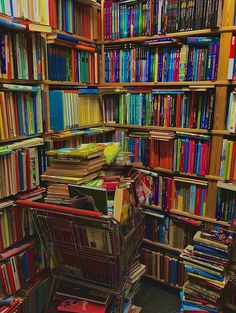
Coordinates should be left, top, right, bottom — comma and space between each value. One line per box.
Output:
75, 44, 96, 53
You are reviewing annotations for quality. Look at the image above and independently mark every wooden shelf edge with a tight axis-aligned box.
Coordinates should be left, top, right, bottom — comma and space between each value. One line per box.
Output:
143, 239, 182, 253
43, 123, 103, 136
0, 134, 43, 145
170, 210, 231, 226
101, 26, 236, 44
144, 274, 183, 291
52, 29, 100, 44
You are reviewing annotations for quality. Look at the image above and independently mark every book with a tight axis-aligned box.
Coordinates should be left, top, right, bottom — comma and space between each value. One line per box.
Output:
57, 298, 107, 313
226, 91, 236, 133
220, 139, 236, 181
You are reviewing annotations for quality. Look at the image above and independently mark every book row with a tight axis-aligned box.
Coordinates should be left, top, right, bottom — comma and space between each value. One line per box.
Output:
104, 41, 219, 83
47, 45, 100, 83
49, 0, 101, 40
174, 179, 208, 217
0, 139, 46, 200
216, 185, 236, 225
0, 204, 28, 252
220, 139, 236, 182
0, 31, 100, 83
0, 90, 43, 141
103, 0, 222, 39
142, 248, 186, 288
124, 134, 211, 176
49, 91, 102, 131
103, 90, 215, 130
0, 243, 37, 297
0, 32, 46, 80
140, 172, 172, 209
144, 211, 197, 249
0, 0, 101, 40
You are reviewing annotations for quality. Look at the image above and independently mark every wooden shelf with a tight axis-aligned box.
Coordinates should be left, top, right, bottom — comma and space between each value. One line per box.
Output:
43, 123, 103, 137
144, 274, 183, 291
0, 134, 42, 145
101, 26, 236, 44
170, 209, 231, 226
0, 79, 43, 85
134, 164, 221, 182
43, 80, 100, 87
143, 239, 182, 254
52, 29, 100, 44
100, 81, 230, 87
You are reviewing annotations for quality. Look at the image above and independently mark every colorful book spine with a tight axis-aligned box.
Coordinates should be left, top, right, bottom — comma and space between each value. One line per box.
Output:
0, 90, 43, 141
142, 248, 186, 288
47, 44, 100, 83
103, 0, 222, 39
105, 41, 219, 83
173, 134, 211, 176
220, 139, 236, 181
226, 91, 236, 133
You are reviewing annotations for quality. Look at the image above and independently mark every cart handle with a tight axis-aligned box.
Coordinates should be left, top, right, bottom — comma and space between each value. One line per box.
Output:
15, 200, 103, 217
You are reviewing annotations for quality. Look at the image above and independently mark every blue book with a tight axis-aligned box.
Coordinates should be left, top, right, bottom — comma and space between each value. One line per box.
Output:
22, 252, 30, 282
189, 185, 197, 214
18, 150, 24, 191
206, 43, 214, 80
200, 188, 205, 216
57, 33, 78, 44
194, 243, 228, 258
17, 94, 25, 136
196, 141, 202, 175
171, 259, 177, 285
49, 91, 64, 131
185, 266, 223, 282
0, 19, 26, 30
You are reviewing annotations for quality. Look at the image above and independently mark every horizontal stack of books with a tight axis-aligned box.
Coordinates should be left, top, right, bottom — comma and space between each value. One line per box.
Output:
180, 230, 234, 313
41, 143, 107, 185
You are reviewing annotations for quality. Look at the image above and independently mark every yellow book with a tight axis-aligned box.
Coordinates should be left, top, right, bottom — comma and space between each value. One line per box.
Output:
154, 48, 158, 82
0, 102, 5, 140
227, 141, 233, 180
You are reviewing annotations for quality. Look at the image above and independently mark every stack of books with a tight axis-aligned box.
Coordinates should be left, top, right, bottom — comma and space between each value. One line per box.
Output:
180, 230, 234, 313
41, 144, 106, 185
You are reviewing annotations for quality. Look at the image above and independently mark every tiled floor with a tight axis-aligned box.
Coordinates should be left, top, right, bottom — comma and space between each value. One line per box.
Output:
135, 278, 181, 313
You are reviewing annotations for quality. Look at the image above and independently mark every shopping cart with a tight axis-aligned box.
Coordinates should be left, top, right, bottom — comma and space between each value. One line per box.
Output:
15, 199, 144, 313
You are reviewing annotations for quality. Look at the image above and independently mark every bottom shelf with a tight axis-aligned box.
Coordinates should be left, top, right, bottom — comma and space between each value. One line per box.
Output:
144, 274, 183, 291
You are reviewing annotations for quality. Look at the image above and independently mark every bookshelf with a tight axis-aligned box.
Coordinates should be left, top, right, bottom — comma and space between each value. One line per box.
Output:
100, 0, 236, 298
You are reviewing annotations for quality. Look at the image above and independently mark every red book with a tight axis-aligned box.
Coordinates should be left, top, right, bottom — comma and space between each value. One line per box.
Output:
176, 94, 181, 127
6, 260, 17, 294
0, 264, 10, 295
188, 140, 195, 173
134, 138, 139, 163
180, 141, 185, 172
194, 186, 202, 216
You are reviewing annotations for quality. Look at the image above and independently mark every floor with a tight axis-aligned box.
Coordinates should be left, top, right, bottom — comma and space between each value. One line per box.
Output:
135, 278, 181, 313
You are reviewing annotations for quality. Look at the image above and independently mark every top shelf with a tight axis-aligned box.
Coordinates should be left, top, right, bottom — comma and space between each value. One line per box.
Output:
101, 26, 236, 45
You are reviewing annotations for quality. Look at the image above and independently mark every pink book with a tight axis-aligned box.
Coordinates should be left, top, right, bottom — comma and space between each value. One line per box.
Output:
57, 299, 106, 313
0, 241, 34, 261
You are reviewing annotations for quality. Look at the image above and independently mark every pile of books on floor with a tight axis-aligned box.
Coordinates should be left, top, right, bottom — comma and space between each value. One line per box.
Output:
180, 229, 234, 313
